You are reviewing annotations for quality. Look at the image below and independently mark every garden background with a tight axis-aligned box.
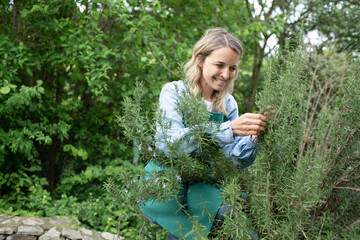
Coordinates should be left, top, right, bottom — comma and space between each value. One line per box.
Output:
1, 0, 359, 239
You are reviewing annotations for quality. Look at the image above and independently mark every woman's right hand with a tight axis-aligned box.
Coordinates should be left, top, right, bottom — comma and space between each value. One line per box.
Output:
230, 113, 267, 138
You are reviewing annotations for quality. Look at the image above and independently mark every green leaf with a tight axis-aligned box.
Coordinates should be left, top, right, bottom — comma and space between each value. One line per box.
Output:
78, 149, 88, 160
84, 168, 93, 180
26, 67, 33, 77
254, 22, 261, 31
129, 27, 136, 34
21, 9, 29, 18
0, 86, 10, 94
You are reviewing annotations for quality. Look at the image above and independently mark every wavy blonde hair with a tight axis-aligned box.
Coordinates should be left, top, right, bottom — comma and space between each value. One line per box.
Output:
184, 28, 243, 114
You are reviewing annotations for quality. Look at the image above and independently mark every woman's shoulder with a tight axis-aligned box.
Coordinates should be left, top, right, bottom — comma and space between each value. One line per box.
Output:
158, 81, 187, 111
162, 80, 187, 91
160, 80, 188, 98
225, 93, 236, 102
225, 93, 238, 113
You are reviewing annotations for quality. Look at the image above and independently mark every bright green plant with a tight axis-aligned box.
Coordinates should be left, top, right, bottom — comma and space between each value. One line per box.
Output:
106, 43, 359, 239
0, 0, 133, 218
244, 44, 360, 239
1, 0, 359, 238
106, 80, 262, 239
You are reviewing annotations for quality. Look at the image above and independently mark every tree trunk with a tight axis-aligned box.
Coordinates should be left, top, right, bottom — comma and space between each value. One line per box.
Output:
245, 42, 264, 112
12, 0, 17, 35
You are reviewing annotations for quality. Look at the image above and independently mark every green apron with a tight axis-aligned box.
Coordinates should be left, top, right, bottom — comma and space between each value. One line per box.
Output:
140, 112, 228, 239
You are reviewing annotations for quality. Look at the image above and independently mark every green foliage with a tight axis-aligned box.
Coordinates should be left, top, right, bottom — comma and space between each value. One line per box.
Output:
305, 0, 360, 51
108, 41, 359, 238
0, 160, 147, 238
0, 0, 134, 226
108, 81, 259, 239
1, 0, 359, 238
0, 0, 186, 236
246, 44, 360, 238
118, 81, 240, 185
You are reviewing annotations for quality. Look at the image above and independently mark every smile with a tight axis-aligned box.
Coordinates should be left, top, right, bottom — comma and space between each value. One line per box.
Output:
214, 77, 226, 86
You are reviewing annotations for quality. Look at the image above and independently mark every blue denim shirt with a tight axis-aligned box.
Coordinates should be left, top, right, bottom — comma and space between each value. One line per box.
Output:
155, 80, 260, 169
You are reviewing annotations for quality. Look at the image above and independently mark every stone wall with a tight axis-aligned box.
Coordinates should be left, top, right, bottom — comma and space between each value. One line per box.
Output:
0, 215, 124, 240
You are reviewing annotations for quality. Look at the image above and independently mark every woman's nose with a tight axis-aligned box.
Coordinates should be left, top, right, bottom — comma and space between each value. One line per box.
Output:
221, 68, 230, 80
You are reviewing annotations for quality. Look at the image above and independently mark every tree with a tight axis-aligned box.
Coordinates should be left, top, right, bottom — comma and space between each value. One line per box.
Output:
0, 0, 137, 210
305, 0, 360, 52
241, 0, 360, 111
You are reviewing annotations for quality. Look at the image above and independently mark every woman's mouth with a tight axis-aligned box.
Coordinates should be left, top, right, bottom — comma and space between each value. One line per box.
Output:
214, 77, 225, 86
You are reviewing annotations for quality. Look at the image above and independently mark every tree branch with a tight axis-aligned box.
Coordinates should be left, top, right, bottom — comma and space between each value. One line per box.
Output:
245, 0, 254, 19
12, 0, 17, 34
333, 187, 360, 192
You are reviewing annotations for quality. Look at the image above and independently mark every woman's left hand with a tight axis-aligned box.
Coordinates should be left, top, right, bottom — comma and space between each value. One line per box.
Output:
230, 113, 267, 139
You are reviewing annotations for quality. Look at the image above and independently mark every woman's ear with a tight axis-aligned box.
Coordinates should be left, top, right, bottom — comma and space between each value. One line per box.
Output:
196, 54, 204, 68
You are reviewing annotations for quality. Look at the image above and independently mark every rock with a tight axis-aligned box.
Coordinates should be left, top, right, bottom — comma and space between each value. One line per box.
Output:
11, 217, 23, 223
0, 227, 16, 235
91, 231, 102, 240
61, 228, 82, 240
17, 225, 44, 236
82, 236, 93, 240
49, 218, 71, 226
0, 215, 10, 224
100, 232, 113, 240
80, 228, 92, 237
22, 218, 44, 226
39, 227, 61, 240
9, 235, 37, 240
0, 215, 126, 240
48, 227, 60, 235
101, 232, 123, 240
50, 217, 79, 228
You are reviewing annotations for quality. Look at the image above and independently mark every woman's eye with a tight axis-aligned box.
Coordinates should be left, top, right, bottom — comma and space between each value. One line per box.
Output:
231, 67, 237, 71
216, 64, 223, 68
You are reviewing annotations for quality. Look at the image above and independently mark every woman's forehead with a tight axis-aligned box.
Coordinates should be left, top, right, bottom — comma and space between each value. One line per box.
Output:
206, 47, 240, 64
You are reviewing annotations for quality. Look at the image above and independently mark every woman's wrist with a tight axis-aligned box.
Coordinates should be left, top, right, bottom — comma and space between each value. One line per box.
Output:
250, 135, 260, 143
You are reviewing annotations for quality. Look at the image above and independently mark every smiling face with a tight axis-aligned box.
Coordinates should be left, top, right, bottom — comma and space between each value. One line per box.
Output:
198, 47, 240, 101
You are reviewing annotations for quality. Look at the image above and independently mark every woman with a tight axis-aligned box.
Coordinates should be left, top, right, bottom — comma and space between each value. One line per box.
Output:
140, 28, 267, 239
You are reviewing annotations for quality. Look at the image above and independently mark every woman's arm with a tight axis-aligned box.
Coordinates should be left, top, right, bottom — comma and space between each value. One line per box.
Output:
155, 81, 235, 155
222, 96, 262, 169
155, 81, 261, 169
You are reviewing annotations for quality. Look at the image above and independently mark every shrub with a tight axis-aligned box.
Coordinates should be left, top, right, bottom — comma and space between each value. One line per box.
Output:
107, 44, 360, 239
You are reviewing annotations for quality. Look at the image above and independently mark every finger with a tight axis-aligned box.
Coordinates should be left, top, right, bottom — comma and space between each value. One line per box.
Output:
242, 119, 267, 128
241, 125, 265, 133
233, 129, 259, 137
250, 125, 265, 132
233, 118, 267, 130
242, 113, 266, 121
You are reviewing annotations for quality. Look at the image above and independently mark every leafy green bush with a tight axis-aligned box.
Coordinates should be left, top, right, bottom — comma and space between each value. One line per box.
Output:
1, 0, 359, 238
0, 1, 185, 236
245, 45, 360, 239
106, 44, 360, 239
0, 160, 148, 238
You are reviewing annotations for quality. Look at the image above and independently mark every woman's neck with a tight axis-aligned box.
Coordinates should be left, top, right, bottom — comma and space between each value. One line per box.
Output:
200, 82, 214, 102
202, 94, 213, 102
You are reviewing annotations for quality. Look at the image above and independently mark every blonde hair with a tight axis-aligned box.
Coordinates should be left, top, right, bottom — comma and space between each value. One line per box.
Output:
184, 28, 243, 114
